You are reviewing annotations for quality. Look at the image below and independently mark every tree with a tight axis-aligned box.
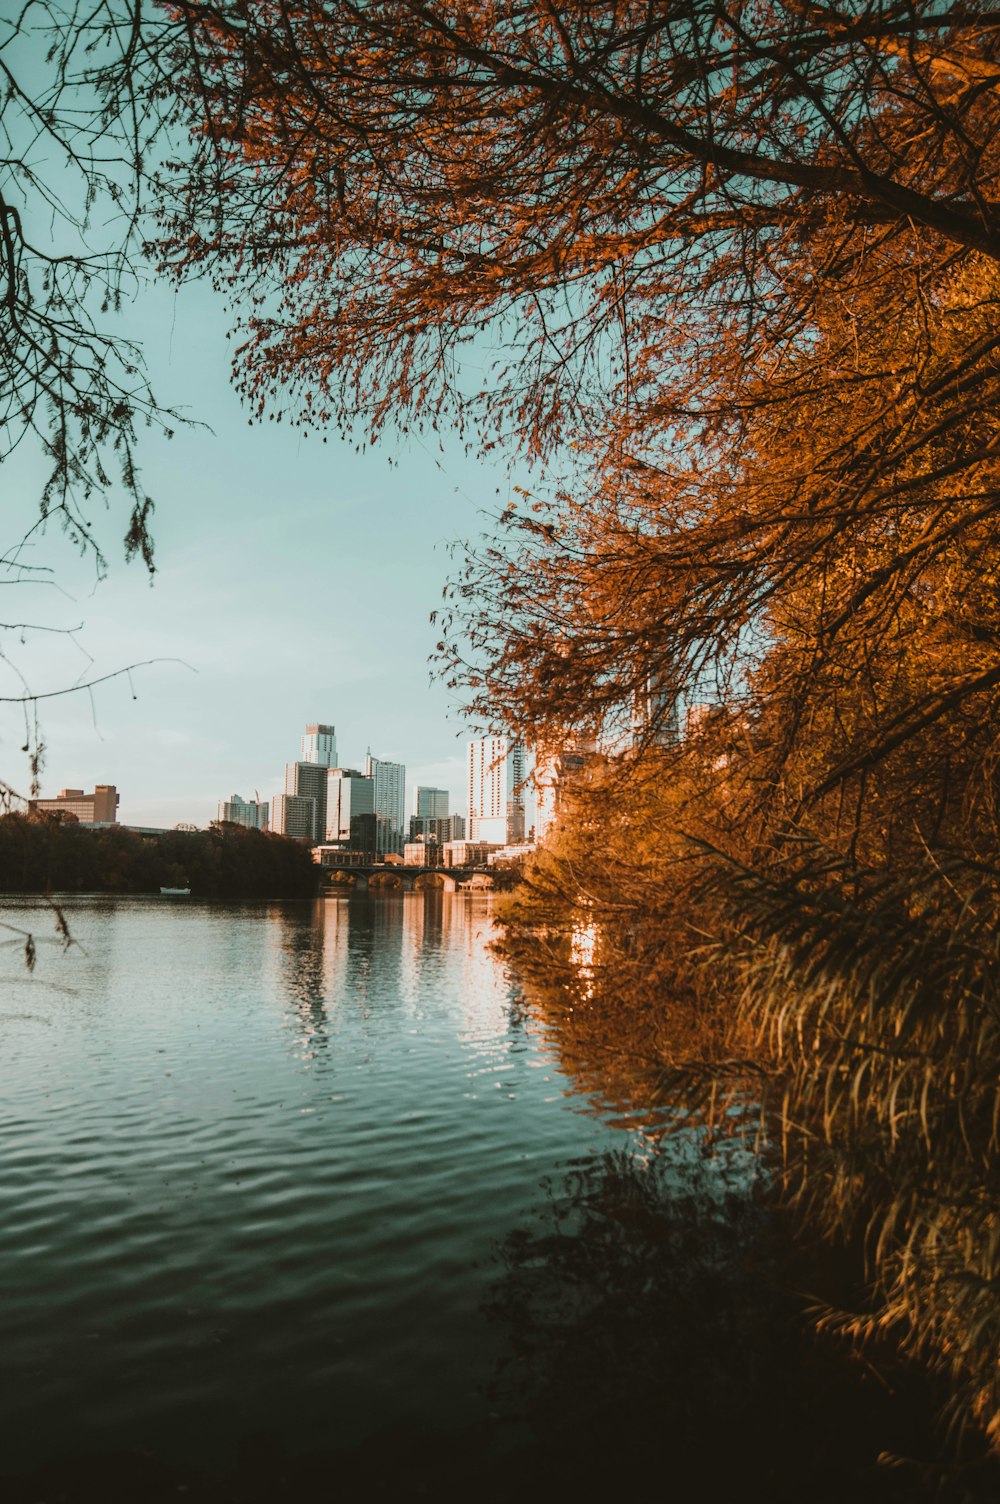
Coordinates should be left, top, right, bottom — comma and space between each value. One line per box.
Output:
8, 0, 1000, 1445
0, 2, 187, 800
160, 1, 1000, 448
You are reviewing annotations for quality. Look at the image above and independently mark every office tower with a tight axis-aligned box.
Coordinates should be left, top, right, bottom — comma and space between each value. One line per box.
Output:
365, 753, 406, 856
325, 768, 376, 850
415, 786, 449, 819
533, 735, 593, 843
632, 675, 680, 747
301, 723, 337, 767
467, 737, 526, 845
29, 784, 119, 825
271, 793, 316, 841
217, 794, 268, 830
285, 760, 328, 842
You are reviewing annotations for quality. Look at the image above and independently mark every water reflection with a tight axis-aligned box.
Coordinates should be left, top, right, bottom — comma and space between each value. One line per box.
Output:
568, 917, 597, 1000
1, 895, 990, 1502
272, 901, 334, 1063
480, 1148, 976, 1500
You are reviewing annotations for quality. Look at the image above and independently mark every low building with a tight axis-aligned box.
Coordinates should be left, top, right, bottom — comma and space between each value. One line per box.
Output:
312, 846, 374, 867
408, 813, 466, 844
487, 843, 535, 866
29, 784, 119, 825
403, 837, 442, 866
442, 839, 498, 868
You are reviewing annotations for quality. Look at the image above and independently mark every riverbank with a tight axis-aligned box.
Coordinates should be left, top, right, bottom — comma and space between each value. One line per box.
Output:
493, 862, 1000, 1492
0, 814, 316, 899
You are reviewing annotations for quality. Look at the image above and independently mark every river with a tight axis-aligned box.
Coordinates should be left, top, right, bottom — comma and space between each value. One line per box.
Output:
0, 892, 981, 1501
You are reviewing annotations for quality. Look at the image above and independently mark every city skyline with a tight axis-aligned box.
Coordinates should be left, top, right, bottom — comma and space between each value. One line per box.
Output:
1, 272, 522, 830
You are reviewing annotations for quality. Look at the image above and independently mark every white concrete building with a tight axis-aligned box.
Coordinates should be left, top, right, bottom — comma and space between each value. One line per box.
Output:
467, 736, 526, 844
301, 723, 337, 766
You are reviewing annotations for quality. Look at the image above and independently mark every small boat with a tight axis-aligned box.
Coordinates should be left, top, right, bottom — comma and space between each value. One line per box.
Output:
159, 886, 191, 896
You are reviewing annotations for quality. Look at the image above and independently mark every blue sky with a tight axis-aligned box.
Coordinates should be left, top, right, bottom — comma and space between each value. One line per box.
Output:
1, 269, 519, 828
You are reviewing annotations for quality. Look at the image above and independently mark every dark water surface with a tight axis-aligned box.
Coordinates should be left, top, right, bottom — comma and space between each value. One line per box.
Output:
1, 894, 993, 1502
0, 894, 686, 1494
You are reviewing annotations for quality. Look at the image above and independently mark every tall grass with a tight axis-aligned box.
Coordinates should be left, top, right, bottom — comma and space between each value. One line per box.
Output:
707, 852, 1000, 1446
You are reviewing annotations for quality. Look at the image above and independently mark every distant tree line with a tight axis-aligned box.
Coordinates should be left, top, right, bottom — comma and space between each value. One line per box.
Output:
0, 816, 317, 900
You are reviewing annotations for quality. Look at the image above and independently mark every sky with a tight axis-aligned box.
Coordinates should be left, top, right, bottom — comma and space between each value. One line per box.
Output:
1, 270, 521, 829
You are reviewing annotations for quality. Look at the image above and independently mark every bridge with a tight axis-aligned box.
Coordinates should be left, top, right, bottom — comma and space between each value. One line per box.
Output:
318, 859, 494, 894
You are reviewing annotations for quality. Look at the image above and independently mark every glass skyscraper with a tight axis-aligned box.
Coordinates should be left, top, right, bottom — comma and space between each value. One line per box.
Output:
325, 768, 376, 849
415, 786, 449, 819
365, 754, 406, 856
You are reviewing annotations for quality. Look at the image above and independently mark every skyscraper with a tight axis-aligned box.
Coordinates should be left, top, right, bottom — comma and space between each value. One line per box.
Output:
631, 676, 680, 748
467, 737, 526, 845
365, 753, 406, 856
325, 768, 376, 850
415, 786, 449, 819
533, 735, 593, 843
285, 760, 328, 842
270, 793, 316, 841
217, 794, 268, 830
301, 723, 337, 766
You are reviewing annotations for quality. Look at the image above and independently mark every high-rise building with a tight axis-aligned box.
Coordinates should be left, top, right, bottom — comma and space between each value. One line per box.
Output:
285, 761, 328, 842
217, 794, 268, 830
271, 793, 316, 841
467, 737, 526, 845
632, 675, 680, 747
415, 786, 449, 819
365, 753, 406, 856
29, 784, 119, 825
533, 736, 594, 844
301, 723, 337, 767
325, 768, 376, 850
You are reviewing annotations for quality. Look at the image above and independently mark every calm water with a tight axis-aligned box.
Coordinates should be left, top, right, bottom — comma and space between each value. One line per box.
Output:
2, 893, 990, 1502
0, 892, 712, 1494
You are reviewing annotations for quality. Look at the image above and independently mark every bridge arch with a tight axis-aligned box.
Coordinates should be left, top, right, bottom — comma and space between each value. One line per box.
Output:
413, 870, 457, 893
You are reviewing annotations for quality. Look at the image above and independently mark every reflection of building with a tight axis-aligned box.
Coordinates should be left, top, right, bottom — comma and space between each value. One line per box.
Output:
217, 794, 268, 830
271, 793, 316, 841
467, 737, 525, 844
301, 723, 337, 766
415, 786, 449, 819
30, 784, 119, 824
365, 754, 406, 856
325, 768, 376, 850
409, 813, 465, 844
